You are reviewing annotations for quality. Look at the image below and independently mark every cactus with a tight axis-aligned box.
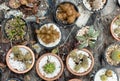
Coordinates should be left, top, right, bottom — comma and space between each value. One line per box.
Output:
105, 70, 113, 77
43, 62, 55, 74
100, 74, 108, 81
111, 49, 120, 62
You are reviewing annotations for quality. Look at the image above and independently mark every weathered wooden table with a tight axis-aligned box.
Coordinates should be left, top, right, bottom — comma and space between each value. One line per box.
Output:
0, 0, 120, 81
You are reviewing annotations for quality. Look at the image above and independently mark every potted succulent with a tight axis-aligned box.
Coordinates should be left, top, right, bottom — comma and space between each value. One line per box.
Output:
3, 16, 28, 42
36, 53, 64, 81
105, 42, 120, 67
54, 1, 80, 26
6, 45, 35, 74
69, 79, 82, 81
94, 68, 119, 81
36, 23, 62, 48
82, 0, 107, 12
110, 14, 120, 41
66, 49, 94, 76
76, 26, 99, 49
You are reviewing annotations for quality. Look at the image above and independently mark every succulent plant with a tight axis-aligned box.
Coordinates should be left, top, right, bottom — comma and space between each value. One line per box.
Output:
100, 74, 108, 81
69, 50, 89, 71
43, 62, 56, 74
105, 70, 113, 77
81, 55, 89, 69
111, 49, 120, 62
76, 26, 99, 49
11, 46, 32, 69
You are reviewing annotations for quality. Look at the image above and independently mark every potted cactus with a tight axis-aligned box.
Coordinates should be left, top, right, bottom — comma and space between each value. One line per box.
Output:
105, 42, 120, 66
3, 16, 28, 42
94, 68, 119, 81
36, 53, 64, 81
76, 26, 99, 49
6, 45, 35, 74
66, 49, 94, 76
69, 79, 82, 81
110, 14, 120, 41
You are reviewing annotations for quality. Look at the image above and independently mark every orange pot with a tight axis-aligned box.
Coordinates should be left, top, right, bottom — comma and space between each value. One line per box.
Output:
69, 79, 82, 81
66, 49, 94, 76
6, 45, 35, 74
36, 53, 64, 81
110, 15, 120, 41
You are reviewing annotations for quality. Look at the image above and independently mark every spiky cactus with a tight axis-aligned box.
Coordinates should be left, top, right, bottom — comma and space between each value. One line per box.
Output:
111, 49, 120, 62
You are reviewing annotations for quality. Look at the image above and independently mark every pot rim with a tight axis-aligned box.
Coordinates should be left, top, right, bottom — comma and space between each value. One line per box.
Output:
66, 49, 94, 76
69, 78, 82, 81
36, 22, 62, 49
110, 15, 120, 41
36, 53, 64, 81
6, 45, 35, 74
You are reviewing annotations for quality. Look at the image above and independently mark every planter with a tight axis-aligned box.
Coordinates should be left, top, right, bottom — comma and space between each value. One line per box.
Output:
36, 23, 62, 48
6, 45, 35, 74
54, 1, 80, 27
110, 15, 120, 41
104, 42, 120, 67
36, 53, 64, 81
94, 67, 119, 81
69, 79, 82, 81
66, 49, 94, 76
2, 16, 28, 42
82, 0, 107, 12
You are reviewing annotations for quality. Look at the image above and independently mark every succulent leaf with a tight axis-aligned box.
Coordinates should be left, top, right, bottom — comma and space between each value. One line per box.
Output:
100, 74, 108, 81
111, 49, 120, 62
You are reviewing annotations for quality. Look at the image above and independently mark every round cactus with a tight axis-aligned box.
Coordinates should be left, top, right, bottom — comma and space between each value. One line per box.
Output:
111, 49, 120, 62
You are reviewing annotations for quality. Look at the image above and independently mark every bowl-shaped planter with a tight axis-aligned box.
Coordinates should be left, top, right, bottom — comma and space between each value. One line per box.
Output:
110, 15, 120, 41
54, 1, 80, 27
36, 53, 64, 81
66, 49, 94, 76
82, 0, 107, 12
6, 45, 35, 74
36, 23, 62, 48
2, 16, 28, 42
94, 68, 119, 81
104, 42, 120, 67
69, 79, 82, 81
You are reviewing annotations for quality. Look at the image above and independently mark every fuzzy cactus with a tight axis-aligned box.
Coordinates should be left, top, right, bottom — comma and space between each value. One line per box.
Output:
111, 49, 120, 62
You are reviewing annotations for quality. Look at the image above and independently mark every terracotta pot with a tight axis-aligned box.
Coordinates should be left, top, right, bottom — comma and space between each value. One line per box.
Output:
66, 49, 94, 76
36, 53, 64, 81
110, 15, 120, 41
69, 79, 82, 81
6, 45, 35, 74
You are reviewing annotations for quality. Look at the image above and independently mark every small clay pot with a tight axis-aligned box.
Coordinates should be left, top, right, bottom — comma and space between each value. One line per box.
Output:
66, 49, 94, 76
36, 53, 64, 81
6, 45, 35, 74
110, 15, 120, 41
69, 79, 82, 81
